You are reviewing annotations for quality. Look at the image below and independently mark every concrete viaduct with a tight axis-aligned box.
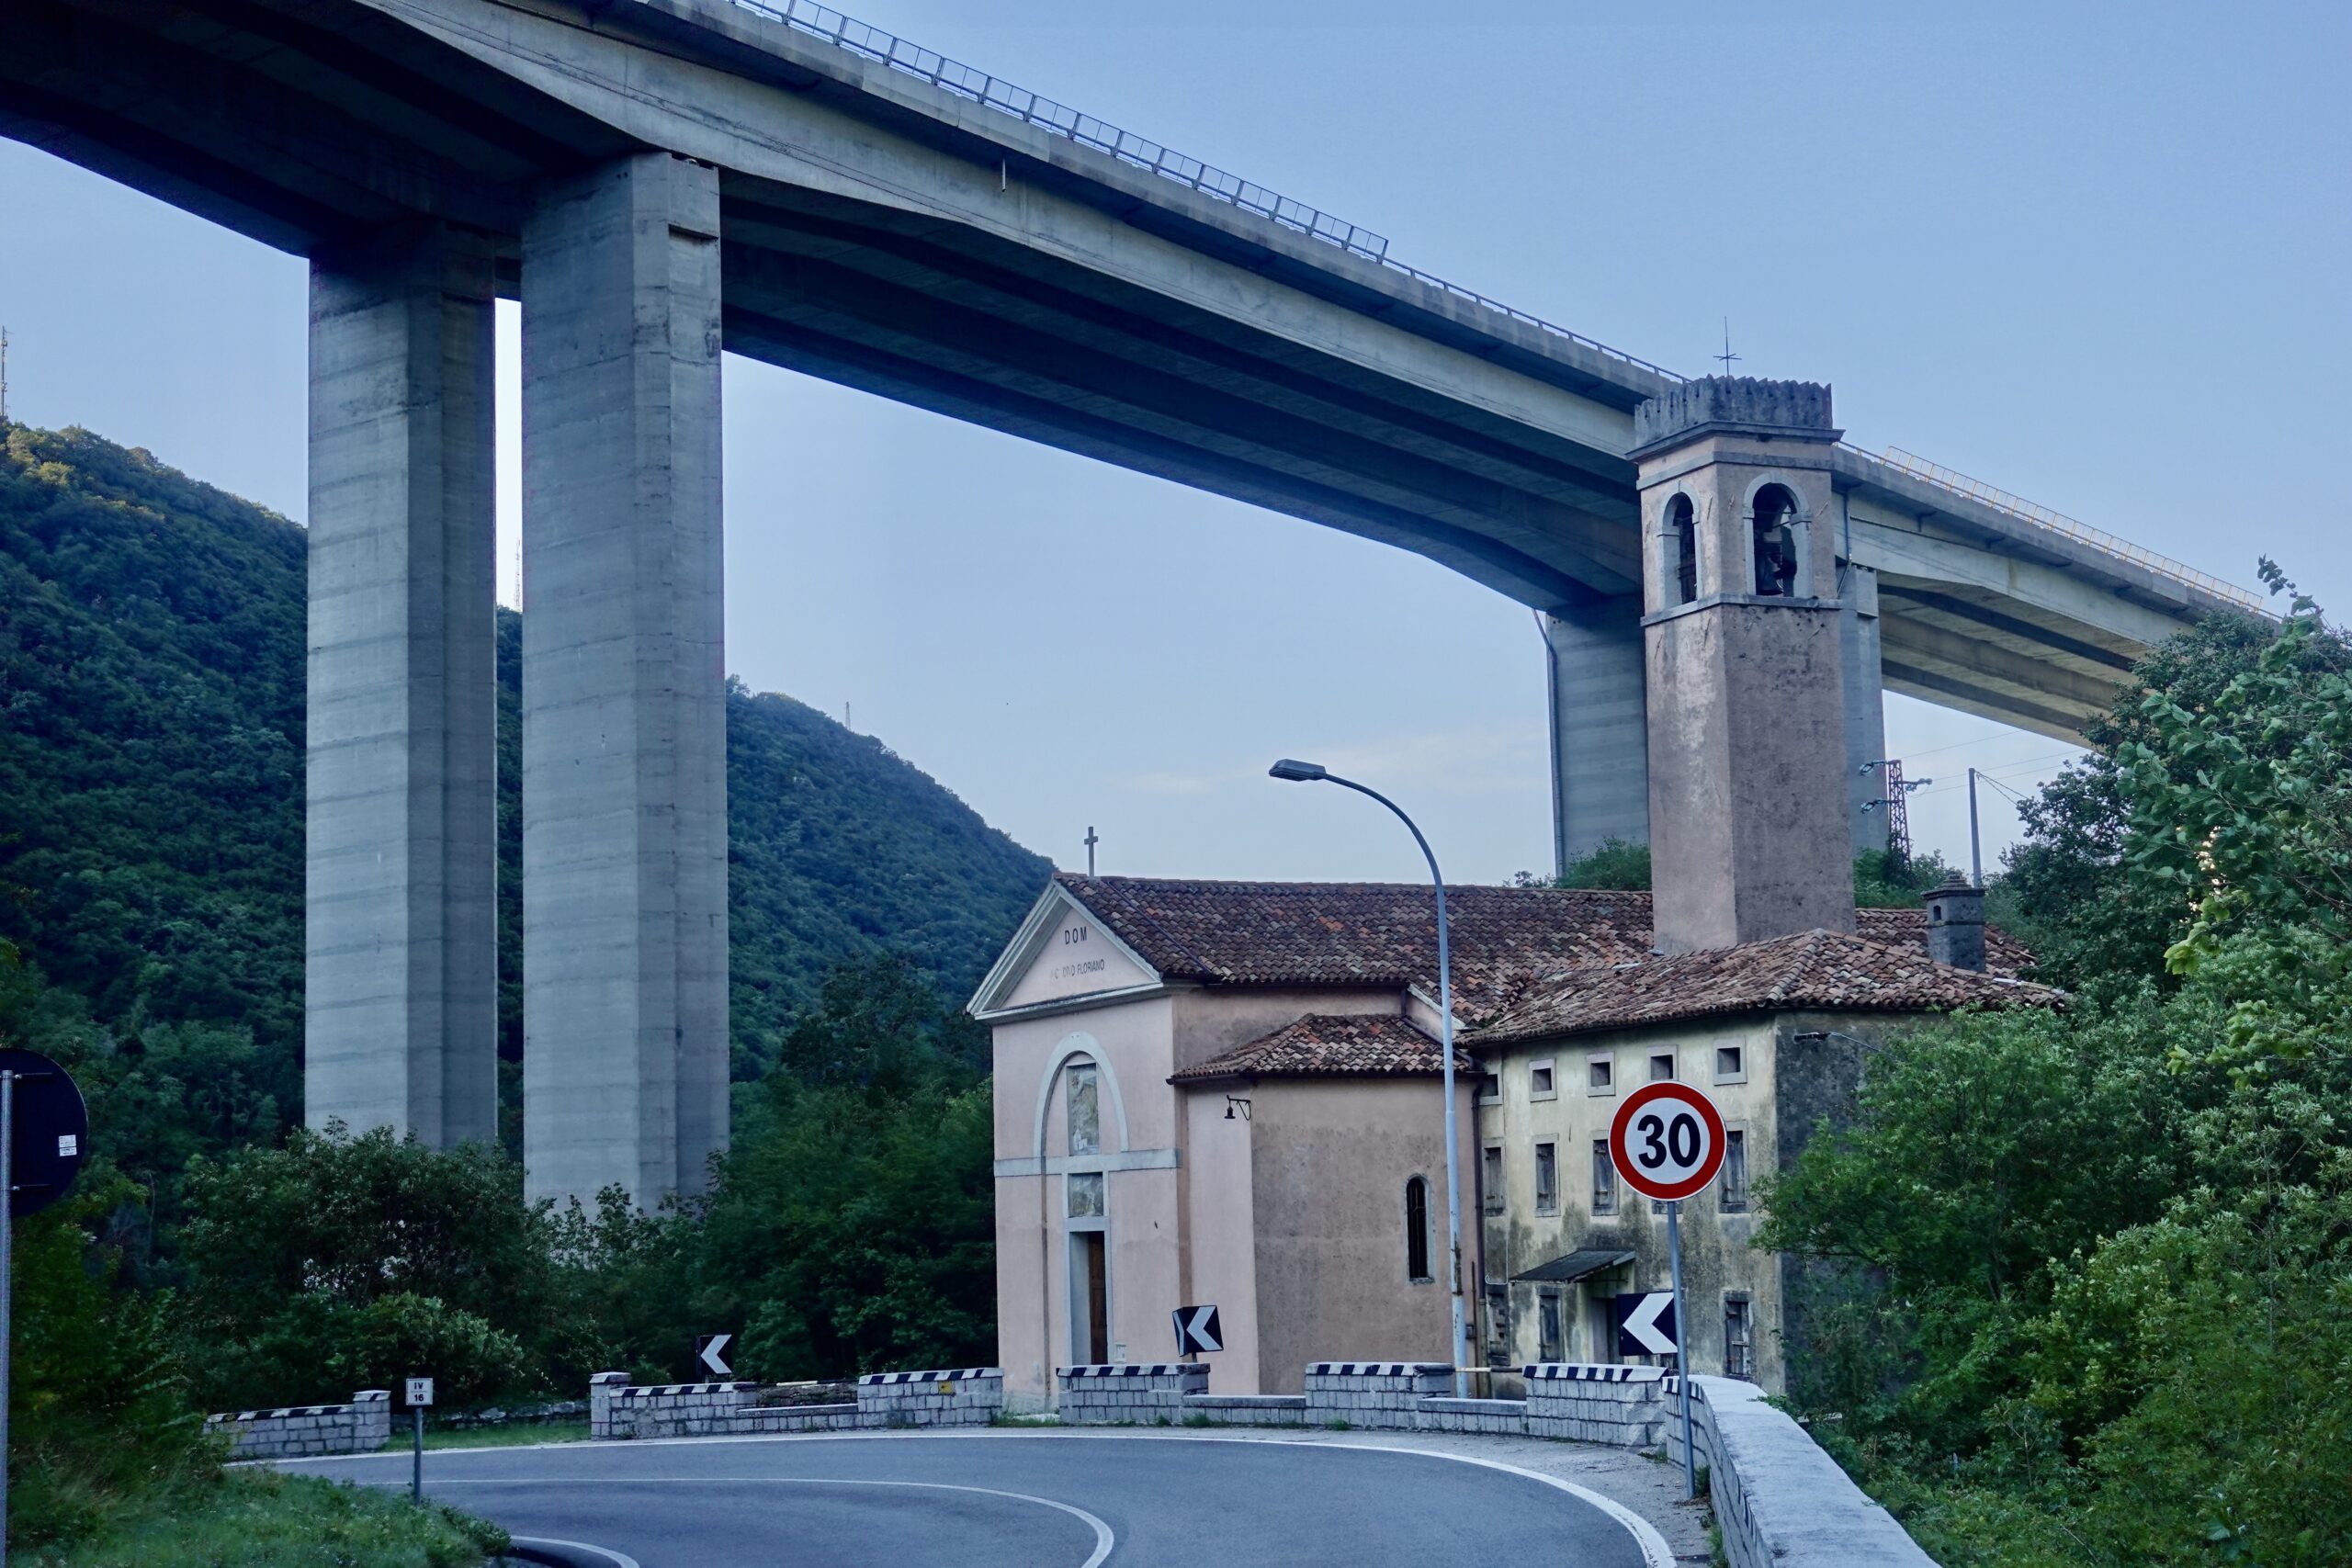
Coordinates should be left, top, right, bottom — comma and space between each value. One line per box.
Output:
0, 0, 2260, 1204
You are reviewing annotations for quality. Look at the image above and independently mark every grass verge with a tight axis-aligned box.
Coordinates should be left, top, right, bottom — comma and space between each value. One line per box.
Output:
423, 1420, 590, 1451
12, 1468, 507, 1568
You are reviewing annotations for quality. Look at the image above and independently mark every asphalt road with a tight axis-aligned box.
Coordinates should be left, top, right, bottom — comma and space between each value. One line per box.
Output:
298, 1431, 1663, 1567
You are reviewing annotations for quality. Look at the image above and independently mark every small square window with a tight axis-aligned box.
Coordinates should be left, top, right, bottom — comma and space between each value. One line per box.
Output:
1648, 1051, 1677, 1082
1530, 1060, 1556, 1099
1587, 1055, 1615, 1095
1714, 1044, 1746, 1084
1477, 1070, 1502, 1104
1067, 1171, 1104, 1219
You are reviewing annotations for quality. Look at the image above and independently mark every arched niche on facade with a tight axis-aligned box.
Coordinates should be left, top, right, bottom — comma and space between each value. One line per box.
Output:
1029, 1032, 1133, 1161
1746, 479, 1807, 598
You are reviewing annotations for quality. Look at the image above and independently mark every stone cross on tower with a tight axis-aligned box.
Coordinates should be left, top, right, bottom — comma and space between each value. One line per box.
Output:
1628, 378, 1860, 953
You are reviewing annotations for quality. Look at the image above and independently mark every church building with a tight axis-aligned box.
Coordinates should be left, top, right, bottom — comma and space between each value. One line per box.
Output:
973, 378, 2067, 1409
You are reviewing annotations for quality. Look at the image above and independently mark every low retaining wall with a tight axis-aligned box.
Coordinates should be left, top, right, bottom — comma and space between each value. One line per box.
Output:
589, 1369, 1003, 1440
206, 1389, 391, 1459
1055, 1362, 1206, 1424
1524, 1363, 1673, 1447
1688, 1376, 1934, 1568
1178, 1394, 1308, 1427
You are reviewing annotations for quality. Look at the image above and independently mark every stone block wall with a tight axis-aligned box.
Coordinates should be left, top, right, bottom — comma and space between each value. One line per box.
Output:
1301, 1361, 1453, 1425
1524, 1363, 1673, 1446
1689, 1376, 1934, 1568
1178, 1394, 1309, 1427
589, 1369, 1005, 1440
1055, 1363, 1206, 1424
206, 1389, 391, 1459
856, 1369, 1004, 1429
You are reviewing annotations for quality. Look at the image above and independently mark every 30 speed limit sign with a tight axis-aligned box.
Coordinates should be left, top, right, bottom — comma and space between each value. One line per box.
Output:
1608, 1080, 1727, 1202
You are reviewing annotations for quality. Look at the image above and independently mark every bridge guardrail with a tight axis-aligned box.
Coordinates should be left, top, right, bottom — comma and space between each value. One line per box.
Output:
1846, 443, 2266, 612
666, 0, 1681, 381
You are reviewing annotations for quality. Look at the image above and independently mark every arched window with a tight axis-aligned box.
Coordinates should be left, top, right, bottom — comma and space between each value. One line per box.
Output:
1065, 1059, 1100, 1156
1751, 483, 1800, 597
1405, 1176, 1432, 1282
1666, 493, 1698, 604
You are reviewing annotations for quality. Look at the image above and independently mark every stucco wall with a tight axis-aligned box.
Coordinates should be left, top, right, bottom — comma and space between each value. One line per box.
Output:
1247, 1077, 1471, 1393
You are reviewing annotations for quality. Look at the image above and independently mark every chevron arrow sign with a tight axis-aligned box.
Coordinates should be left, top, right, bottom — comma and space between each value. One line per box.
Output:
695, 1333, 734, 1378
1616, 1292, 1678, 1358
1171, 1304, 1223, 1357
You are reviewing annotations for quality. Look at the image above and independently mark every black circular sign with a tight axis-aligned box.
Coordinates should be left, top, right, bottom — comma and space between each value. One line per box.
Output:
0, 1048, 88, 1218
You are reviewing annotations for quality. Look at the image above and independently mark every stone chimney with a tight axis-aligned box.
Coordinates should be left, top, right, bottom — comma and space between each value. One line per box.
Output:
1924, 872, 1985, 971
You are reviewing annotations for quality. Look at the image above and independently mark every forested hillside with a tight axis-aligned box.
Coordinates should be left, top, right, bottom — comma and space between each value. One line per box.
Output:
0, 419, 1050, 1163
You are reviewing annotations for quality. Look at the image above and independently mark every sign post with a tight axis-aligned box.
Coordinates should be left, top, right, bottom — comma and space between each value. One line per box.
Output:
405, 1377, 435, 1501
1608, 1079, 1726, 1500
0, 1049, 90, 1561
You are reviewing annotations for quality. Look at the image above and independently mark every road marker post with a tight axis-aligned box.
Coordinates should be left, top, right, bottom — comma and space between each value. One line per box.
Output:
405, 1376, 435, 1501
1608, 1079, 1726, 1500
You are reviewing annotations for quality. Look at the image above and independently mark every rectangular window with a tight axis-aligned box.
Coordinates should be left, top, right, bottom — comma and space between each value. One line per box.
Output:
1714, 1044, 1746, 1083
1724, 1294, 1755, 1381
1486, 1284, 1511, 1367
1478, 1069, 1502, 1104
1534, 1142, 1558, 1214
1066, 1171, 1104, 1218
1590, 1139, 1616, 1215
1588, 1055, 1614, 1094
1483, 1145, 1505, 1213
1538, 1290, 1565, 1363
1648, 1051, 1677, 1082
1719, 1129, 1748, 1213
1067, 1064, 1100, 1156
1530, 1060, 1556, 1099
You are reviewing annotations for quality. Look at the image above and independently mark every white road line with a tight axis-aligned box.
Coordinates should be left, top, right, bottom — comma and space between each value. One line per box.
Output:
424, 1476, 1114, 1568
509, 1536, 642, 1568
292, 1428, 1668, 1566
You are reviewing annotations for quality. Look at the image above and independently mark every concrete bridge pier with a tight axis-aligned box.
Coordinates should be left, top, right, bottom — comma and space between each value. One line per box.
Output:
304, 219, 500, 1149
1544, 577, 1890, 876
1840, 563, 1891, 856
520, 152, 729, 1209
1543, 596, 1651, 873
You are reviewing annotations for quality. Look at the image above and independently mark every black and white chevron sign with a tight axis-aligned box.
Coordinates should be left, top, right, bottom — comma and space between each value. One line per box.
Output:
695, 1333, 734, 1378
1170, 1304, 1223, 1357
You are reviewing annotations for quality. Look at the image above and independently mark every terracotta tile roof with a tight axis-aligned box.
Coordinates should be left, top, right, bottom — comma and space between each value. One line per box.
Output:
1052, 874, 2028, 1024
1464, 929, 2064, 1046
1168, 1013, 1472, 1084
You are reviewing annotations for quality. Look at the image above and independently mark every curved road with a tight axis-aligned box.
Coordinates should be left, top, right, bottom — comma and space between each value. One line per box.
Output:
298, 1431, 1665, 1567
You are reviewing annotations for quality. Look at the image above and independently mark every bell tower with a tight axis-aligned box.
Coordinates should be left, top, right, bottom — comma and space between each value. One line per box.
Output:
1631, 378, 1857, 953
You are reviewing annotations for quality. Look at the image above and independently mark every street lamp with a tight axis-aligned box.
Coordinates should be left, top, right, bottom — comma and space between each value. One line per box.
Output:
1268, 759, 1469, 1396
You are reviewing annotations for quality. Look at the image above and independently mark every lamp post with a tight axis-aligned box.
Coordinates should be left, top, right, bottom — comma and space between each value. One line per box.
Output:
1268, 759, 1469, 1396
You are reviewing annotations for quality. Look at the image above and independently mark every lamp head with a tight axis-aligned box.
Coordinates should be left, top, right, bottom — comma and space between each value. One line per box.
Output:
1268, 759, 1328, 783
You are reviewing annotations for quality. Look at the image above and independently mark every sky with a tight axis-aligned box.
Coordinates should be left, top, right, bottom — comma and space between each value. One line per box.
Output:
2, 0, 2345, 887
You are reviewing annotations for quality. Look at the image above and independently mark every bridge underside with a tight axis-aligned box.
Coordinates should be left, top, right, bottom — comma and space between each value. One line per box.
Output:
2, 0, 2239, 1201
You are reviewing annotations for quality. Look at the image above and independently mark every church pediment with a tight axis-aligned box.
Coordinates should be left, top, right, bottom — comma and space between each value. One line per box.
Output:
971, 885, 1162, 1017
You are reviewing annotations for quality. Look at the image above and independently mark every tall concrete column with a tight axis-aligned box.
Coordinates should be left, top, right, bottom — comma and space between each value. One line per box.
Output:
520, 152, 728, 1209
305, 220, 499, 1149
1543, 596, 1649, 874
1840, 562, 1890, 856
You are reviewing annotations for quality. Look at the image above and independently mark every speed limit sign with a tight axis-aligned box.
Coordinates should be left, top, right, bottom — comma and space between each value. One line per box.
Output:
1609, 1080, 1726, 1203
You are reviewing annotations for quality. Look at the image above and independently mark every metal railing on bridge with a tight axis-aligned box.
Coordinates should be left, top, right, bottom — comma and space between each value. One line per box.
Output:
1851, 445, 2266, 613
676, 0, 1681, 381
667, 1, 2264, 616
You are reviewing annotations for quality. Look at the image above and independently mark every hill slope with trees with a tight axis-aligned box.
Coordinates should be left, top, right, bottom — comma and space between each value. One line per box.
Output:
0, 419, 1050, 1191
